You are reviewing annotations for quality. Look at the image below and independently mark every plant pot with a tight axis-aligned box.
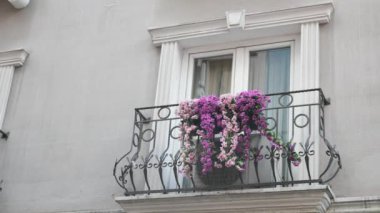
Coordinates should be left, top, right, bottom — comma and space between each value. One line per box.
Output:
195, 137, 239, 186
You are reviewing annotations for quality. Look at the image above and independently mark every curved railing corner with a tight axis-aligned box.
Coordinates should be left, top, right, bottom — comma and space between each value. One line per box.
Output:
113, 88, 342, 196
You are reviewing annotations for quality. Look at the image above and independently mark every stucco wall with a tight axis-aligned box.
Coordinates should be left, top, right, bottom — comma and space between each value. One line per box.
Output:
0, 0, 379, 212
320, 0, 380, 197
0, 0, 158, 212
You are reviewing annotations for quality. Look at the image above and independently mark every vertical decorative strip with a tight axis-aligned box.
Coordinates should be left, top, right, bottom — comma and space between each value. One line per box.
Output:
0, 66, 15, 129
300, 22, 320, 90
148, 42, 182, 190
232, 47, 247, 93
298, 22, 320, 180
155, 42, 182, 105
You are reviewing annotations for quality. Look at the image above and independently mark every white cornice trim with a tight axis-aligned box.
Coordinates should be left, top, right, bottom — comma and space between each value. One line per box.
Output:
0, 49, 29, 67
148, 2, 334, 45
330, 196, 380, 212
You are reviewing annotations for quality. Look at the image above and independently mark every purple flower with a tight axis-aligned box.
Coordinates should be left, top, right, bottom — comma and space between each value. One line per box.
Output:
177, 89, 301, 177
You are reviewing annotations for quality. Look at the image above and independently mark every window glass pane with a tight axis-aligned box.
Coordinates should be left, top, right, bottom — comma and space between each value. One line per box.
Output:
192, 55, 233, 98
247, 47, 291, 183
248, 47, 290, 93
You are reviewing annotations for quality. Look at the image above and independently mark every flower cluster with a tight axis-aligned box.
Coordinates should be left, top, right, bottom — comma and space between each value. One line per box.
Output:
235, 90, 271, 170
196, 96, 220, 174
286, 142, 301, 166
177, 101, 199, 176
177, 90, 301, 177
216, 95, 242, 171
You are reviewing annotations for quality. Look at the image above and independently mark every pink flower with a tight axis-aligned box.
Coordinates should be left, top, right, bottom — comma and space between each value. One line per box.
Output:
225, 158, 236, 167
191, 115, 199, 119
218, 152, 227, 161
221, 141, 228, 148
214, 162, 223, 169
188, 152, 195, 161
292, 160, 301, 167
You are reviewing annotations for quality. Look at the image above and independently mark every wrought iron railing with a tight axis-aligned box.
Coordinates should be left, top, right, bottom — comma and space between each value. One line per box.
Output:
113, 88, 341, 196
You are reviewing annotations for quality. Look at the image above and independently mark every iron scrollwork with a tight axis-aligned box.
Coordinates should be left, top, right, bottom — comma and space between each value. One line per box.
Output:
113, 89, 342, 195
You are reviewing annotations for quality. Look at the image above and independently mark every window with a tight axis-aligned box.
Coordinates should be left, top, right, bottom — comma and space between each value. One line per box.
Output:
192, 55, 233, 98
187, 41, 294, 99
248, 47, 290, 93
185, 42, 294, 184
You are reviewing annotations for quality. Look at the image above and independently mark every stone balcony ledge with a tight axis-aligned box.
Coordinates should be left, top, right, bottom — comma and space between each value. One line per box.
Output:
115, 185, 334, 213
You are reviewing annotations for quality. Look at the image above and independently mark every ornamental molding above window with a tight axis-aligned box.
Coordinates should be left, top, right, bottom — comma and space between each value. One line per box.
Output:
148, 2, 334, 46
0, 49, 29, 67
0, 49, 29, 130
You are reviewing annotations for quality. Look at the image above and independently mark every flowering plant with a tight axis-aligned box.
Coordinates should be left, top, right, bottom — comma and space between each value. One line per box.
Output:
177, 90, 301, 177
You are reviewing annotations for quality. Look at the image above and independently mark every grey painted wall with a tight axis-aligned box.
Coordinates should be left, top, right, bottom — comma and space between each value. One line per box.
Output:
320, 0, 380, 197
0, 0, 379, 212
0, 0, 158, 212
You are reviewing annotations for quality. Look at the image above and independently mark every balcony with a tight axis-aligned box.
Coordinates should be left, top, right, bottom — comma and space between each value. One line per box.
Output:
113, 88, 341, 212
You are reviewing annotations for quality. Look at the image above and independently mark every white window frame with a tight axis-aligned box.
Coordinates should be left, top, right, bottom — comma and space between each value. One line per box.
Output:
185, 49, 236, 99
180, 37, 299, 184
181, 35, 299, 100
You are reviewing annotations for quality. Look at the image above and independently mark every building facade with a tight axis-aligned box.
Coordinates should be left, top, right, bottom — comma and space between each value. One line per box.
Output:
0, 0, 379, 212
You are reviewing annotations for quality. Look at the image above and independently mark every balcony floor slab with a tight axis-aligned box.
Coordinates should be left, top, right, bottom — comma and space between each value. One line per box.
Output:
114, 185, 334, 213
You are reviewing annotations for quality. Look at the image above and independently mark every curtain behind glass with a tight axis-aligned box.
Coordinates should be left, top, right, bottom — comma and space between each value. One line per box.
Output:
248, 47, 291, 183
186, 55, 232, 188
192, 55, 232, 98
249, 48, 290, 94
